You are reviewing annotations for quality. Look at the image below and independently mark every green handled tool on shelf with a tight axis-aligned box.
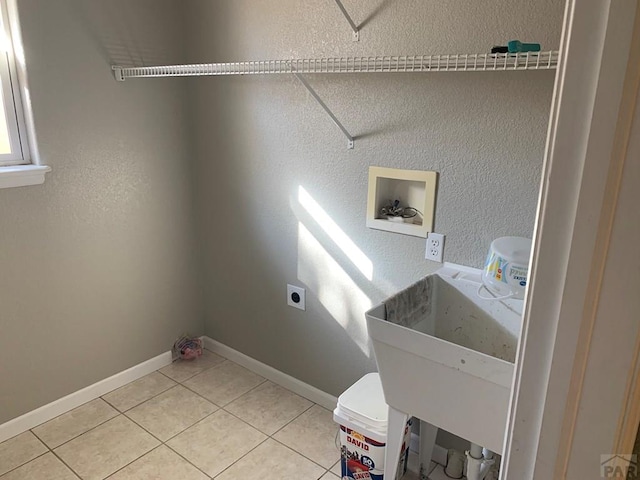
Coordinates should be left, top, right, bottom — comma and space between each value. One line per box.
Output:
508, 40, 541, 53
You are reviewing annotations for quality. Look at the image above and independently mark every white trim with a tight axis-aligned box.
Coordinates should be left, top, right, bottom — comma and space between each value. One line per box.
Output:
6, 0, 41, 165
0, 164, 50, 188
501, 0, 639, 478
0, 350, 172, 443
202, 336, 338, 410
0, 0, 28, 164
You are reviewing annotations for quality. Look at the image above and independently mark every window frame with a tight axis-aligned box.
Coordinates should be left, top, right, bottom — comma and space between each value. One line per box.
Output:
0, 0, 49, 189
0, 0, 30, 166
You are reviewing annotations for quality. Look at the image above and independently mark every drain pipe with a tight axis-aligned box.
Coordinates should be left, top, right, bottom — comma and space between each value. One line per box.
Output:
465, 444, 495, 480
483, 450, 501, 480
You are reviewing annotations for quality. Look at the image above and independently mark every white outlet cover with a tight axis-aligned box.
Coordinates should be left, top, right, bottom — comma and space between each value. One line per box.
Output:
425, 232, 445, 263
287, 284, 306, 311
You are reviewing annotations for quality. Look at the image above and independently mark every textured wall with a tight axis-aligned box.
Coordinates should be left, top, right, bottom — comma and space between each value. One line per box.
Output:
189, 0, 564, 397
0, 0, 565, 425
0, 0, 200, 424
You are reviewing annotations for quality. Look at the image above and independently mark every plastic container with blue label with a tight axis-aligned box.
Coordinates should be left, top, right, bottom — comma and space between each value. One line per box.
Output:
482, 236, 532, 300
334, 373, 411, 480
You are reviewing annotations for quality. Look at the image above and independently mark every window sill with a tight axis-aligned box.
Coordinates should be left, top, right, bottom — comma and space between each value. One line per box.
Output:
0, 164, 51, 189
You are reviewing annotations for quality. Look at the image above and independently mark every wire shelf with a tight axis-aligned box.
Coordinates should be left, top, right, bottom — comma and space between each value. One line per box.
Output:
113, 51, 559, 80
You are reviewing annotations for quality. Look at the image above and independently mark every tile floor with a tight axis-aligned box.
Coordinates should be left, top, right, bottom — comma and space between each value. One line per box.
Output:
0, 350, 433, 479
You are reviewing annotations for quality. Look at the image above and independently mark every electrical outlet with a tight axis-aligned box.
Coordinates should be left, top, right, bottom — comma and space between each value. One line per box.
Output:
287, 284, 306, 311
425, 233, 445, 262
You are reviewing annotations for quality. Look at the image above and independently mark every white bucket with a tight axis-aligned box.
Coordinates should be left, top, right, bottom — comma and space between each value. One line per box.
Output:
333, 373, 411, 480
481, 236, 532, 300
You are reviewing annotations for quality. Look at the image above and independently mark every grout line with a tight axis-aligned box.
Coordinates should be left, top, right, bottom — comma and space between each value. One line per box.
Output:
102, 443, 212, 480
207, 435, 270, 479
164, 356, 330, 477
159, 389, 273, 478
177, 382, 224, 408
160, 443, 213, 479
214, 378, 314, 436
177, 355, 340, 474
30, 393, 180, 456
125, 394, 221, 445
217, 406, 272, 436
270, 435, 338, 472
223, 402, 314, 438
165, 379, 311, 444
26, 429, 51, 450
322, 468, 338, 479
42, 413, 123, 452
119, 383, 187, 416
218, 378, 269, 407
49, 447, 83, 479
120, 411, 172, 445
29, 406, 119, 451
177, 372, 268, 410
7, 354, 340, 480
173, 360, 231, 387
100, 444, 167, 479
23, 378, 217, 473
268, 402, 315, 437
159, 358, 229, 384
96, 441, 158, 479
127, 385, 218, 477
101, 377, 177, 414
47, 415, 160, 479
156, 369, 186, 383
266, 403, 341, 472
26, 398, 109, 440
0, 449, 50, 478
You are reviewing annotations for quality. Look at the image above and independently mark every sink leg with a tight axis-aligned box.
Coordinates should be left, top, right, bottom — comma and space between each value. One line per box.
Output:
419, 420, 438, 477
385, 406, 409, 480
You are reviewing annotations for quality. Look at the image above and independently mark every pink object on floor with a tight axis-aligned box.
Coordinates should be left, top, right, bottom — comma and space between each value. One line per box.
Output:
173, 336, 203, 360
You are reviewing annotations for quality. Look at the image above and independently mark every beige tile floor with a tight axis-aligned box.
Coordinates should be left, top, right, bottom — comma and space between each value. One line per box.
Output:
0, 350, 431, 480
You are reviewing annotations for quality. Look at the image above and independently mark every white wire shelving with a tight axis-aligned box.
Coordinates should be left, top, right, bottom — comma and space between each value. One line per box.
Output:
112, 51, 559, 149
113, 51, 559, 80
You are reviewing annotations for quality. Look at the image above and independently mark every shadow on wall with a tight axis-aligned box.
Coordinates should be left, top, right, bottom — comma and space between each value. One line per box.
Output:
69, 0, 186, 67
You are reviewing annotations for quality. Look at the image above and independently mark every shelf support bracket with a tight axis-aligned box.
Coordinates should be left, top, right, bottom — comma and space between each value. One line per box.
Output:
293, 72, 354, 149
332, 0, 359, 41
113, 66, 125, 82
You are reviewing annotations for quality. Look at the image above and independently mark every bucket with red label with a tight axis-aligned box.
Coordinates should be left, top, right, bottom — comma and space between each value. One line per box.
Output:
334, 374, 411, 480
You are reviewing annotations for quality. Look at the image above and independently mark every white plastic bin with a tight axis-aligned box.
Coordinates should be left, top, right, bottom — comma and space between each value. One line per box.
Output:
334, 373, 411, 480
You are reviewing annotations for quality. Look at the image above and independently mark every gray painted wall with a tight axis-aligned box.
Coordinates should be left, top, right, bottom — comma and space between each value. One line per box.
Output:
0, 0, 565, 426
0, 0, 200, 424
188, 0, 564, 397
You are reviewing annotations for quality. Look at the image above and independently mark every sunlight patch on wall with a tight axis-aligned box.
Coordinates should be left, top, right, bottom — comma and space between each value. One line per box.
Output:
298, 185, 373, 281
298, 222, 372, 356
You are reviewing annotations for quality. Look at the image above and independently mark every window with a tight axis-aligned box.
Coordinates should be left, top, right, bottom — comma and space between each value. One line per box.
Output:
0, 0, 49, 188
0, 0, 29, 166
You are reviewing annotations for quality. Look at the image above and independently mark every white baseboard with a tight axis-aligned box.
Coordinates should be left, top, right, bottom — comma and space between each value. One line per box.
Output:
202, 336, 337, 410
0, 335, 453, 465
433, 444, 449, 466
0, 351, 172, 444
411, 432, 448, 466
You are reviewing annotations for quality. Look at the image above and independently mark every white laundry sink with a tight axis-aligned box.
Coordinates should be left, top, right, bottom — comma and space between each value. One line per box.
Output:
366, 264, 523, 454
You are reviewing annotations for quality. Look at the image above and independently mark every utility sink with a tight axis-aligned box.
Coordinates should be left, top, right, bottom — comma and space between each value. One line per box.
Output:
366, 264, 523, 453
